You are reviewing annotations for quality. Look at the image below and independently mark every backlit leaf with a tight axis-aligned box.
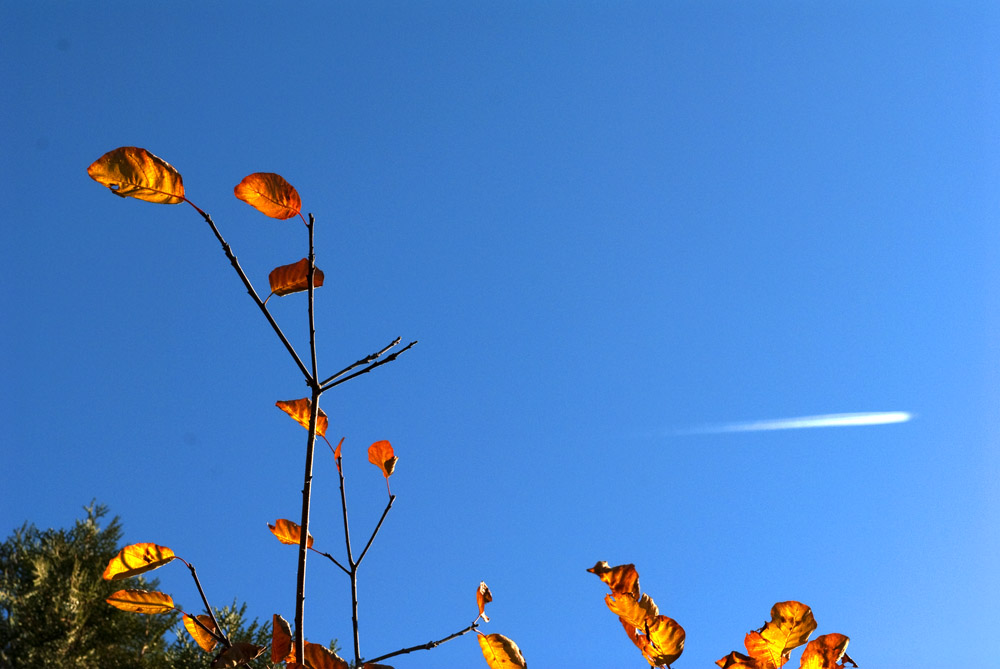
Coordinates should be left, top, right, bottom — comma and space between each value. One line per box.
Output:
269, 258, 325, 297
620, 614, 684, 668
368, 440, 397, 478
268, 519, 314, 548
799, 634, 855, 669
234, 173, 301, 219
276, 398, 328, 437
334, 437, 343, 474
210, 642, 265, 668
606, 592, 659, 629
103, 542, 176, 581
184, 614, 219, 653
744, 601, 817, 669
271, 613, 295, 663
88, 147, 185, 204
304, 641, 350, 669
106, 589, 175, 614
715, 651, 758, 669
587, 561, 640, 598
478, 633, 527, 669
477, 581, 493, 622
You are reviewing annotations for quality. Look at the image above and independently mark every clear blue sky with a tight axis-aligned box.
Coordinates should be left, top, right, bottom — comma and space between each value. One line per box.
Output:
2, 3, 998, 667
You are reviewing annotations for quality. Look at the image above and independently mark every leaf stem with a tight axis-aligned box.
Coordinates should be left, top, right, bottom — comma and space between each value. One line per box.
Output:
363, 622, 480, 665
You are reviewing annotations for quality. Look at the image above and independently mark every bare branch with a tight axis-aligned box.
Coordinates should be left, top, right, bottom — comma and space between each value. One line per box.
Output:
363, 622, 480, 665
319, 337, 402, 387
356, 495, 395, 568
320, 340, 418, 392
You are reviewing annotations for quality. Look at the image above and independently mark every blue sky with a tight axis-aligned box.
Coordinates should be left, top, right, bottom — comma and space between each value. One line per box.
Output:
2, 2, 998, 667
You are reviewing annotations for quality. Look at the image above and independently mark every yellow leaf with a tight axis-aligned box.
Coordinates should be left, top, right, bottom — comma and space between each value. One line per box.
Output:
268, 519, 314, 548
715, 651, 758, 668
271, 613, 295, 664
88, 147, 185, 204
303, 641, 350, 669
276, 398, 328, 437
587, 561, 640, 598
744, 601, 817, 669
645, 615, 685, 667
210, 642, 265, 668
183, 614, 219, 653
368, 440, 397, 478
476, 581, 493, 622
477, 633, 527, 669
269, 258, 325, 297
102, 542, 176, 581
106, 589, 175, 614
605, 592, 658, 629
234, 172, 301, 220
799, 634, 855, 669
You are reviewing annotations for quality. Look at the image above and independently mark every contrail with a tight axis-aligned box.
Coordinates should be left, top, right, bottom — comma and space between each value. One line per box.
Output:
679, 411, 913, 435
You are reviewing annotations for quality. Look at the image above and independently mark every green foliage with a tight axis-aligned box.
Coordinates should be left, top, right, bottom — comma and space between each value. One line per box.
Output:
0, 501, 175, 669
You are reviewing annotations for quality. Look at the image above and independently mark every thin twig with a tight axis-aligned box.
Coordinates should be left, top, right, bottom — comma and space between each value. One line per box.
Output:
320, 341, 418, 392
356, 495, 395, 568
363, 622, 480, 665
337, 443, 362, 665
310, 547, 350, 575
319, 337, 402, 387
178, 557, 231, 648
196, 210, 311, 381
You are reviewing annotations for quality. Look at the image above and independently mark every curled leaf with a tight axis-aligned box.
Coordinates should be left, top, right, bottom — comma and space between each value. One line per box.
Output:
269, 258, 325, 297
587, 561, 640, 599
744, 601, 817, 669
304, 642, 350, 669
106, 589, 175, 614
368, 440, 397, 478
716, 651, 757, 668
268, 519, 314, 548
234, 172, 301, 219
606, 592, 659, 630
799, 633, 856, 669
271, 613, 295, 664
87, 147, 185, 204
103, 542, 176, 581
477, 581, 493, 622
276, 398, 328, 437
477, 633, 527, 669
184, 614, 219, 653
210, 642, 265, 668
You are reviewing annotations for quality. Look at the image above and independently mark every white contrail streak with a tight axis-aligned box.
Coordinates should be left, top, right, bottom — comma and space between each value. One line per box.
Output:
681, 411, 913, 435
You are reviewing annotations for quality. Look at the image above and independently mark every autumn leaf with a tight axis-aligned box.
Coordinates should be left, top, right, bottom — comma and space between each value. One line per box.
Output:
799, 634, 856, 669
476, 581, 493, 623
106, 589, 175, 614
210, 642, 266, 668
276, 398, 328, 437
103, 542, 176, 581
333, 436, 344, 474
88, 147, 185, 204
271, 613, 295, 663
268, 519, 314, 548
184, 614, 219, 653
715, 651, 758, 669
587, 561, 640, 599
368, 440, 397, 478
303, 642, 350, 669
269, 258, 325, 297
605, 592, 659, 629
644, 615, 686, 667
234, 172, 301, 220
744, 601, 817, 669
478, 633, 527, 669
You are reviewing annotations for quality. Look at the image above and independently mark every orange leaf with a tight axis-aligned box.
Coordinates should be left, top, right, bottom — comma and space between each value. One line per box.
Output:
606, 592, 659, 630
587, 561, 640, 599
88, 147, 185, 204
477, 581, 493, 622
234, 172, 301, 219
271, 613, 295, 664
799, 634, 855, 669
269, 258, 325, 297
477, 633, 527, 669
103, 542, 176, 581
183, 614, 219, 653
303, 641, 350, 669
268, 519, 314, 548
106, 589, 175, 614
210, 642, 265, 668
645, 615, 686, 667
276, 398, 328, 437
715, 651, 759, 669
744, 601, 817, 669
368, 440, 397, 478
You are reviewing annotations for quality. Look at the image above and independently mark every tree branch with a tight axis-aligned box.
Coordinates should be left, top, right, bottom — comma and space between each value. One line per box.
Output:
319, 337, 402, 387
177, 557, 231, 648
363, 622, 480, 665
356, 495, 395, 568
320, 341, 417, 392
